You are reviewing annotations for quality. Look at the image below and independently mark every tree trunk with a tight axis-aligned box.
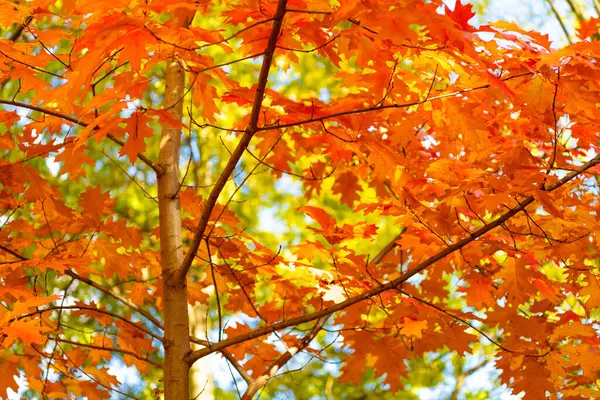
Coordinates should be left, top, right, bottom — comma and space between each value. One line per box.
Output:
159, 56, 190, 400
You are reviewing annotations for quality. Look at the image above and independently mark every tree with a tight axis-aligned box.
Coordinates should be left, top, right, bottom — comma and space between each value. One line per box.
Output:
1, 0, 600, 399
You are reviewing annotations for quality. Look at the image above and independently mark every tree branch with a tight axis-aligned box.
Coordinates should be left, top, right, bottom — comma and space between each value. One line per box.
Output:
545, 0, 573, 44
241, 316, 327, 400
255, 72, 532, 132
17, 305, 163, 343
565, 0, 584, 21
9, 15, 33, 41
186, 153, 600, 364
0, 245, 161, 332
0, 244, 27, 261
65, 270, 163, 329
189, 335, 253, 384
176, 0, 288, 280
398, 290, 518, 355
449, 358, 489, 400
50, 337, 162, 368
371, 228, 406, 264
0, 99, 163, 173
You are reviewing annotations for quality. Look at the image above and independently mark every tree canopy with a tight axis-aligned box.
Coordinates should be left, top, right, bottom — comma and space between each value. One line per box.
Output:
1, 0, 600, 399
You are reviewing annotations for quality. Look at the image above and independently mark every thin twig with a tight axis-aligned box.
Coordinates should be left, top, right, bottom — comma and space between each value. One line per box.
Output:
50, 337, 162, 368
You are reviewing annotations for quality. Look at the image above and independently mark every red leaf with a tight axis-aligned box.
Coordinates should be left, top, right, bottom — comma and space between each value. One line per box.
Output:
446, 1, 476, 31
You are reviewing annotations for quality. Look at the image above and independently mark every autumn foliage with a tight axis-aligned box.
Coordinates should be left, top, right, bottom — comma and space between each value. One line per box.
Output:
1, 0, 600, 398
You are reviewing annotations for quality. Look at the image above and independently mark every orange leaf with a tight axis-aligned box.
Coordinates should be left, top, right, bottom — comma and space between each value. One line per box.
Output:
459, 277, 496, 308
333, 171, 361, 206
298, 206, 336, 231
120, 111, 154, 164
401, 317, 427, 339
1, 319, 50, 346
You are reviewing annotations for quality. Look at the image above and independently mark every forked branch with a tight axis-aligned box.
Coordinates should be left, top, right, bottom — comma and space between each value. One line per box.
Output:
241, 316, 328, 400
176, 0, 289, 280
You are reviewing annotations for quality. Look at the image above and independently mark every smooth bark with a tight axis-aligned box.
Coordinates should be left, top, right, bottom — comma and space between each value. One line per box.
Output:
159, 56, 190, 400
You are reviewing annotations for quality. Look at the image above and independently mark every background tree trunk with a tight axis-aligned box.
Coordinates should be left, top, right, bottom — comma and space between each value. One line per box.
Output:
189, 304, 214, 398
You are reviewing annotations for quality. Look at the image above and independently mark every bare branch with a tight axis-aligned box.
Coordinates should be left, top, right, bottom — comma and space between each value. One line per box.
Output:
0, 244, 27, 261
9, 15, 33, 42
241, 316, 328, 400
397, 290, 525, 356
285, 8, 331, 15
565, 0, 584, 21
545, 0, 573, 44
371, 228, 406, 264
277, 34, 339, 53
